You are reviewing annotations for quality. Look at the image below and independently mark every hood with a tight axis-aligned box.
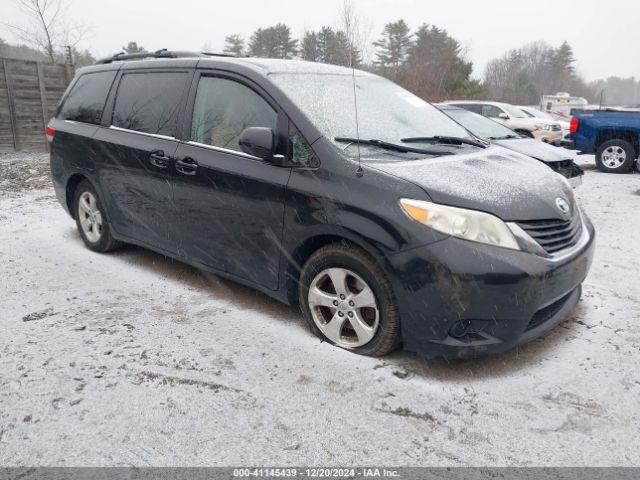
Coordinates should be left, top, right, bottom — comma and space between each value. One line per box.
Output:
492, 138, 573, 164
367, 145, 575, 222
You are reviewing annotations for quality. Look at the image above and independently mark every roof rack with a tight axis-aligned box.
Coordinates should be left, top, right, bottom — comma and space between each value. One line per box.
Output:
95, 49, 241, 65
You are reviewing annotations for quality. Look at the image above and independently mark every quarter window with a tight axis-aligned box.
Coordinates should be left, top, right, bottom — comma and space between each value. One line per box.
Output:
59, 71, 116, 124
190, 76, 277, 153
112, 72, 189, 137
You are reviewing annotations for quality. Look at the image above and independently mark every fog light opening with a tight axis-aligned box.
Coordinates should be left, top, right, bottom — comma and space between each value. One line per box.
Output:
449, 319, 491, 342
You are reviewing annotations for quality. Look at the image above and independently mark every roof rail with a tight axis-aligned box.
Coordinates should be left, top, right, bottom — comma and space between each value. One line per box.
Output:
95, 49, 248, 65
95, 48, 206, 65
201, 51, 242, 58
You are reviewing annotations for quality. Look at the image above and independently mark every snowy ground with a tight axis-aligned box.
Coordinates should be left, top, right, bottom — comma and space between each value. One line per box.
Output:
0, 152, 639, 466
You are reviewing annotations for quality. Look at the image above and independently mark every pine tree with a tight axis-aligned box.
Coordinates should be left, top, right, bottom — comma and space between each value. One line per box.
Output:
373, 20, 412, 72
405, 24, 477, 100
301, 31, 320, 62
249, 24, 297, 59
552, 41, 576, 74
272, 23, 297, 59
223, 34, 245, 57
302, 26, 361, 67
122, 42, 145, 54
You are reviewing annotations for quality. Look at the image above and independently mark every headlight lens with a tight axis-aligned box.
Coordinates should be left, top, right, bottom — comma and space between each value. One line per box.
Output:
535, 123, 551, 131
400, 199, 520, 250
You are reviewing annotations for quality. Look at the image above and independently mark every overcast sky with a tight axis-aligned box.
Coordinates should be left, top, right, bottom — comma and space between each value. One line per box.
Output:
1, 0, 638, 81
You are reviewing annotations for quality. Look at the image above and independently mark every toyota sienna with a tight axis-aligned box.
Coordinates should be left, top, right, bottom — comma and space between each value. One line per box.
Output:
48, 51, 595, 359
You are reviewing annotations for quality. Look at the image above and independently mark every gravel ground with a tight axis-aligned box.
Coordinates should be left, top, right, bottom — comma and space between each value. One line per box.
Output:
0, 152, 639, 466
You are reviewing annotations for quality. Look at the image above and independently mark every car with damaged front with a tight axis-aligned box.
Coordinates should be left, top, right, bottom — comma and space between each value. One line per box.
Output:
437, 104, 583, 187
48, 52, 595, 359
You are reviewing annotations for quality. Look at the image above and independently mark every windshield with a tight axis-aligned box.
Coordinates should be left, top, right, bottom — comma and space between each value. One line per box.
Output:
501, 104, 528, 118
270, 72, 474, 149
521, 107, 553, 120
442, 108, 518, 140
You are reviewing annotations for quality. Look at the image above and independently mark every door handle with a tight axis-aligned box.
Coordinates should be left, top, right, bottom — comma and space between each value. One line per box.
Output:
176, 157, 198, 175
150, 150, 171, 169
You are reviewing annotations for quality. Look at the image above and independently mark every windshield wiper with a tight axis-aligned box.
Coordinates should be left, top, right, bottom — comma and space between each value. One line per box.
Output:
334, 137, 453, 156
400, 135, 488, 148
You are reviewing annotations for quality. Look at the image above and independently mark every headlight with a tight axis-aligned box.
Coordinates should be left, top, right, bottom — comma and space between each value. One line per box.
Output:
400, 199, 520, 250
535, 123, 551, 131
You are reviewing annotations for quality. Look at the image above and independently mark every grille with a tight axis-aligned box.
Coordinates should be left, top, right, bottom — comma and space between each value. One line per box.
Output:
526, 289, 575, 331
551, 124, 562, 131
517, 214, 582, 254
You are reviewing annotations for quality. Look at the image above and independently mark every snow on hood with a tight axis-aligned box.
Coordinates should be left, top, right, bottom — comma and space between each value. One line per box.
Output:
367, 145, 575, 222
492, 138, 573, 164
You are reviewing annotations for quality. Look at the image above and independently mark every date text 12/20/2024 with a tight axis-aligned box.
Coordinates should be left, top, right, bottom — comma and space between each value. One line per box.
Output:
233, 468, 400, 478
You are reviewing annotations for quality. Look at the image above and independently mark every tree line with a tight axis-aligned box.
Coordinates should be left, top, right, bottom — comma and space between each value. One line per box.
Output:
2, 0, 638, 106
213, 20, 613, 105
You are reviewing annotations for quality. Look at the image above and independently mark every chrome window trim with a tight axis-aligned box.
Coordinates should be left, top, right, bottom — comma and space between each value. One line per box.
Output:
186, 140, 263, 161
109, 125, 176, 141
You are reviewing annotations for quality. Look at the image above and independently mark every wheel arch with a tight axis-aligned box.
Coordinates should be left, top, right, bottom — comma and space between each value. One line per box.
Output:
282, 230, 391, 306
65, 173, 89, 219
596, 129, 639, 154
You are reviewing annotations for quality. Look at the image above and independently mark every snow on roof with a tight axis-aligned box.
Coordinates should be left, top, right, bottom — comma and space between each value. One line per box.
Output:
202, 57, 372, 76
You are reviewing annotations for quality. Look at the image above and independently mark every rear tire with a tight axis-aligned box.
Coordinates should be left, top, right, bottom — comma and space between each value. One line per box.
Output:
73, 180, 121, 253
299, 242, 400, 357
596, 139, 636, 173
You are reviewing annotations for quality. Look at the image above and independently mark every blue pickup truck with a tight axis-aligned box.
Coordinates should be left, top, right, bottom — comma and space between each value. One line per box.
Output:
570, 109, 640, 173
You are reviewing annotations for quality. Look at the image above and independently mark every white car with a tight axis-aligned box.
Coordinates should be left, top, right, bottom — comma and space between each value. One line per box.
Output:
445, 100, 563, 143
518, 105, 570, 146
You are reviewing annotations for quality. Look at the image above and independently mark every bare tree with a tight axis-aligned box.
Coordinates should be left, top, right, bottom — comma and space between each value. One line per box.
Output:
4, 0, 87, 63
337, 0, 371, 67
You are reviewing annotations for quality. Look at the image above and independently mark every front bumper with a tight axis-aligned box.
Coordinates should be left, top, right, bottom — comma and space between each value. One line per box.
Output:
534, 129, 563, 143
388, 214, 595, 359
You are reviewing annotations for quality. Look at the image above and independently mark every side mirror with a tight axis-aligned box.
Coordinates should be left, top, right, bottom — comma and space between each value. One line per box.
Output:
239, 127, 275, 160
498, 112, 510, 120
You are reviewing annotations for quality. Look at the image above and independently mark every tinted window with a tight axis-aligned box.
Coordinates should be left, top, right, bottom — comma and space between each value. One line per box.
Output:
191, 76, 277, 152
112, 72, 188, 137
59, 71, 116, 124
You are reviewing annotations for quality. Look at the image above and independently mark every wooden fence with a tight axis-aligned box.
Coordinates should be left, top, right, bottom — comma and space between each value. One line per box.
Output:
0, 57, 73, 153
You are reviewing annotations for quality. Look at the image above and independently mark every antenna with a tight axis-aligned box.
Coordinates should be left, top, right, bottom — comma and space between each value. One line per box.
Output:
350, 50, 363, 177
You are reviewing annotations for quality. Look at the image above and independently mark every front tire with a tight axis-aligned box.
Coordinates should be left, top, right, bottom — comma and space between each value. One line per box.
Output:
596, 139, 636, 173
73, 180, 121, 252
299, 242, 400, 357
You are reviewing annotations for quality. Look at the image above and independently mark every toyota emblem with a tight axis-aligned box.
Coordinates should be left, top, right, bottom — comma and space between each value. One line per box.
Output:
555, 197, 570, 215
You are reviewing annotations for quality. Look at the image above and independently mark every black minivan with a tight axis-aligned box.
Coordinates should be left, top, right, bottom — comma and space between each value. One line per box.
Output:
48, 51, 595, 359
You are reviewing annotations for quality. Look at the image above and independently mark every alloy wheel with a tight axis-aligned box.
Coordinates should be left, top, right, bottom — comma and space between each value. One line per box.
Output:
602, 146, 627, 169
308, 267, 379, 348
78, 191, 103, 243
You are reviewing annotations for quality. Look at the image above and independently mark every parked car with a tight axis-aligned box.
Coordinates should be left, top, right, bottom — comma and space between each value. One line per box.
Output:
518, 105, 571, 146
437, 104, 583, 187
446, 100, 563, 144
570, 108, 640, 173
48, 51, 594, 359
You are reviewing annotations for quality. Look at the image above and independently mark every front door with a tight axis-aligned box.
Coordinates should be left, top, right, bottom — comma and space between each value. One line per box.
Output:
93, 69, 191, 253
172, 73, 290, 289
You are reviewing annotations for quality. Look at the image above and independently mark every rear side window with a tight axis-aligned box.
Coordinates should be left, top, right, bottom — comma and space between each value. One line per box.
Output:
112, 72, 189, 137
59, 71, 116, 124
190, 76, 277, 152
